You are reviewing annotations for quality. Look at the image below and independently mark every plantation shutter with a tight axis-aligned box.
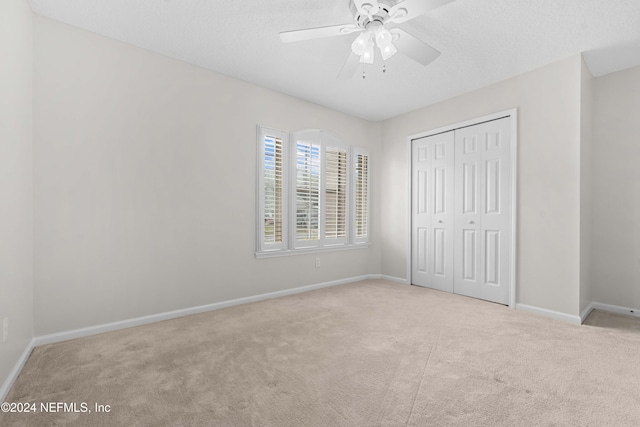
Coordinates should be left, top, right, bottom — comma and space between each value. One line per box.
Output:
294, 136, 321, 247
258, 127, 287, 252
264, 136, 283, 243
257, 126, 370, 256
353, 148, 369, 244
324, 145, 348, 245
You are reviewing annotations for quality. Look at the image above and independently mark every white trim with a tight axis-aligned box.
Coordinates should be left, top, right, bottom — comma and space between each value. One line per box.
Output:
255, 242, 369, 259
30, 297, 639, 348
4, 290, 630, 401
256, 125, 289, 253
508, 109, 518, 308
406, 133, 412, 287
407, 109, 517, 142
32, 275, 377, 348
381, 275, 410, 285
580, 302, 595, 323
406, 108, 518, 307
291, 130, 322, 250
257, 126, 369, 256
322, 132, 351, 246
365, 274, 409, 285
516, 303, 582, 325
591, 302, 640, 318
3, 275, 381, 400
351, 147, 370, 245
1, 338, 36, 402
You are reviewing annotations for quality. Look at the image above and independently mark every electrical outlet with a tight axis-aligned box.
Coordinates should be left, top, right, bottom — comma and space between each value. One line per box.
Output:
315, 257, 321, 268
2, 317, 8, 342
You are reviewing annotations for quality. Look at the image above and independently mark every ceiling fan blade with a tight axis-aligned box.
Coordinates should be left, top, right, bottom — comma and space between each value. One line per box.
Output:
390, 28, 440, 66
337, 52, 361, 80
388, 0, 455, 24
279, 24, 361, 43
352, 0, 380, 17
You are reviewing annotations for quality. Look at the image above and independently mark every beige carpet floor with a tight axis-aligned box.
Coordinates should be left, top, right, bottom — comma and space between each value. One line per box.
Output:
2, 280, 640, 426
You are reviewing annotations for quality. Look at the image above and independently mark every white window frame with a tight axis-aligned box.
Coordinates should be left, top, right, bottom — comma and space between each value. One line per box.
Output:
322, 134, 350, 247
292, 130, 350, 249
256, 126, 288, 253
256, 126, 369, 258
292, 130, 322, 250
352, 147, 370, 245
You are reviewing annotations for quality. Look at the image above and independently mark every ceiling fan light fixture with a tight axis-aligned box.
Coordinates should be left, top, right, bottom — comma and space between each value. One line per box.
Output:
374, 27, 397, 60
279, 0, 455, 79
359, 42, 375, 64
374, 26, 393, 46
380, 42, 397, 60
351, 32, 371, 55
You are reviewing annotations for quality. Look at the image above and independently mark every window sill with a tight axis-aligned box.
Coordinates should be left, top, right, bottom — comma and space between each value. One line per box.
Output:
255, 243, 370, 259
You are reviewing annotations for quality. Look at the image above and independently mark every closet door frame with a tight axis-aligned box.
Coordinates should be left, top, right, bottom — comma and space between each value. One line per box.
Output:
406, 108, 518, 308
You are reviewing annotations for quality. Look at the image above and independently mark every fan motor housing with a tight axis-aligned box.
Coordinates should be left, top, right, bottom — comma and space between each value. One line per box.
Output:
351, 1, 392, 29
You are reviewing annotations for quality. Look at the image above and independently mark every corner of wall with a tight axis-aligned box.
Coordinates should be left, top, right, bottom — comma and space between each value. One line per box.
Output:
0, 0, 35, 401
590, 63, 640, 310
579, 55, 594, 314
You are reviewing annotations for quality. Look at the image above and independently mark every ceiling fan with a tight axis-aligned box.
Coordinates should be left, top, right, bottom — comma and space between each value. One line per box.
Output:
279, 0, 455, 79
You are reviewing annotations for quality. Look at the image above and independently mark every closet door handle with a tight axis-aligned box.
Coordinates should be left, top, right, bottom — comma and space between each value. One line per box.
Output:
437, 220, 443, 223
468, 220, 474, 224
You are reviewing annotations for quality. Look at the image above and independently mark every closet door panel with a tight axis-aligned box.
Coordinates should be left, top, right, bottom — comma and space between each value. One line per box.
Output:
454, 118, 511, 304
412, 115, 512, 305
412, 132, 454, 292
455, 131, 483, 298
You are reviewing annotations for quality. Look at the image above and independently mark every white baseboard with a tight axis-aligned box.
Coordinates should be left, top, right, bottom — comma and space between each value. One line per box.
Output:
33, 275, 379, 348
590, 302, 640, 318
16, 277, 620, 402
4, 275, 382, 401
580, 302, 596, 323
381, 275, 410, 285
1, 338, 36, 402
515, 303, 582, 325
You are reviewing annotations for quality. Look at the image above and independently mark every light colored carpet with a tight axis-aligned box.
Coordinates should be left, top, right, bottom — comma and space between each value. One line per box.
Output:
584, 308, 640, 332
2, 280, 640, 426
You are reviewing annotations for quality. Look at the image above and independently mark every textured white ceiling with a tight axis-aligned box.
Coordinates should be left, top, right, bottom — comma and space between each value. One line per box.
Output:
28, 0, 640, 121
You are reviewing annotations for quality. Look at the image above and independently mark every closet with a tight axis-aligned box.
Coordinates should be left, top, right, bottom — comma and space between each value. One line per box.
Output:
411, 115, 514, 305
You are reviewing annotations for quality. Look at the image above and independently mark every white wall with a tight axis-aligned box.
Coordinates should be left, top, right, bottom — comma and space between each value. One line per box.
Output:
33, 16, 382, 336
381, 55, 583, 316
592, 65, 640, 310
21, 9, 629, 342
579, 58, 594, 314
0, 0, 34, 387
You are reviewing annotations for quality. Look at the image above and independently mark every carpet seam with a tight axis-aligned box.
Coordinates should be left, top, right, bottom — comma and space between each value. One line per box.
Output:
405, 328, 441, 426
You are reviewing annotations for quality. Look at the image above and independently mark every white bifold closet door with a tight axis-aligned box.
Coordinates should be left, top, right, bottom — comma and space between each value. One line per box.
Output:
411, 131, 455, 293
412, 117, 512, 305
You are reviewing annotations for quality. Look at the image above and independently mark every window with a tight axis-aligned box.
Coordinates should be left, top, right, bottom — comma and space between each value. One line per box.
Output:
324, 147, 347, 242
294, 137, 321, 246
353, 148, 369, 244
257, 127, 287, 252
257, 126, 369, 257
